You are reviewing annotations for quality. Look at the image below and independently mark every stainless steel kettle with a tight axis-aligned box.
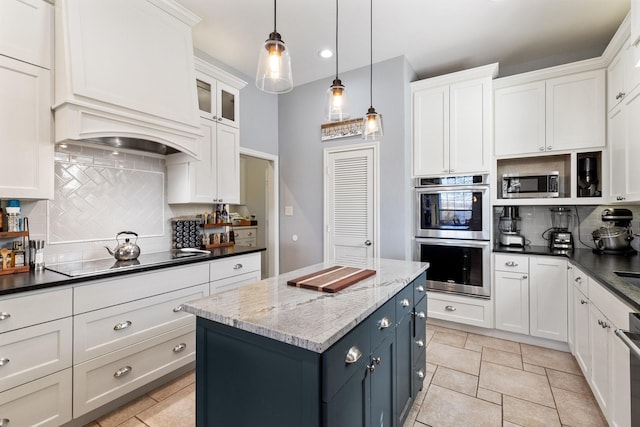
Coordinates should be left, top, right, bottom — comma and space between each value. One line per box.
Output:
105, 231, 141, 261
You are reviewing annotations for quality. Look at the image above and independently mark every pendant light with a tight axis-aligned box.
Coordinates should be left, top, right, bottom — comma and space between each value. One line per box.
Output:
256, 0, 293, 94
324, 0, 350, 121
362, 0, 383, 139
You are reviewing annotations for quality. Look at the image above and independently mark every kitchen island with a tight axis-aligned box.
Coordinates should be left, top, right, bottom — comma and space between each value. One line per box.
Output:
183, 258, 428, 427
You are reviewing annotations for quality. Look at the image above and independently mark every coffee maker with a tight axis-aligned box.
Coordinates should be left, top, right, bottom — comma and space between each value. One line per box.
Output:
498, 206, 525, 247
578, 156, 599, 197
549, 207, 574, 251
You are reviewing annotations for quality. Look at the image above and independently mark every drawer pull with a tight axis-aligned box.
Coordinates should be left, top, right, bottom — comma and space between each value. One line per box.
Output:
0, 358, 9, 366
415, 311, 426, 319
445, 305, 456, 312
580, 299, 588, 305
505, 261, 518, 267
173, 343, 187, 353
417, 369, 425, 379
345, 346, 362, 364
575, 277, 582, 283
114, 366, 132, 378
0, 312, 10, 321
114, 320, 132, 331
173, 305, 184, 313
378, 317, 391, 329
0, 419, 9, 427
233, 263, 243, 270
416, 285, 425, 293
416, 339, 425, 348
400, 298, 410, 308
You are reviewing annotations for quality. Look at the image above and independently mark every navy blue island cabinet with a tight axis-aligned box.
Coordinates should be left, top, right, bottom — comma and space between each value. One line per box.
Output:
194, 271, 427, 427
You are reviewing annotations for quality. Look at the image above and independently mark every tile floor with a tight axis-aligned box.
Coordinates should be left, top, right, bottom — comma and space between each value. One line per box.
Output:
85, 324, 607, 427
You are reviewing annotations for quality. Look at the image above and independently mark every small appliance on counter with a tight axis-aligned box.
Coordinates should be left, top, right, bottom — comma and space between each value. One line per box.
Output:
498, 206, 525, 247
548, 207, 574, 251
592, 208, 637, 255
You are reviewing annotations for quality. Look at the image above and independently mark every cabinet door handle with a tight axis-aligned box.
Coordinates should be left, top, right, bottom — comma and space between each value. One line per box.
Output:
233, 263, 243, 270
0, 312, 10, 321
415, 311, 426, 319
0, 419, 10, 427
0, 358, 9, 366
378, 317, 391, 329
416, 339, 425, 348
114, 320, 132, 331
114, 366, 132, 378
400, 298, 410, 308
173, 343, 187, 353
505, 261, 518, 267
173, 305, 184, 313
445, 305, 456, 312
416, 285, 425, 293
345, 346, 362, 364
416, 369, 425, 379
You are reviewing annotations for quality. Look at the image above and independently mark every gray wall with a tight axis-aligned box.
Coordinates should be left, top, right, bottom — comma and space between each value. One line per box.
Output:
278, 56, 416, 273
194, 49, 279, 156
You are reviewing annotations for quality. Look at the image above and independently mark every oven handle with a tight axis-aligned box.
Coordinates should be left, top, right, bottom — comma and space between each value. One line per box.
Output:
414, 237, 490, 248
615, 329, 640, 360
415, 184, 489, 193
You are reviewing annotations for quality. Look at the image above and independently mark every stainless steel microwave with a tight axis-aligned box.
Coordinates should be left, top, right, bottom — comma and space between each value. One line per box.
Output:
502, 172, 561, 199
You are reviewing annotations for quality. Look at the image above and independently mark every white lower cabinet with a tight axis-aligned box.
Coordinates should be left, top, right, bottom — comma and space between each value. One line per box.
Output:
0, 368, 72, 427
568, 264, 632, 427
494, 254, 567, 342
427, 291, 493, 328
209, 253, 261, 294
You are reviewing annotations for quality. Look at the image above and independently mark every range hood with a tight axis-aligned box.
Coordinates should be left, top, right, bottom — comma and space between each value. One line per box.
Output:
53, 0, 202, 158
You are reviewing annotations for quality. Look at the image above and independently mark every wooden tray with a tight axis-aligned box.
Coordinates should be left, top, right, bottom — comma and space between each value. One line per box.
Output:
287, 266, 376, 293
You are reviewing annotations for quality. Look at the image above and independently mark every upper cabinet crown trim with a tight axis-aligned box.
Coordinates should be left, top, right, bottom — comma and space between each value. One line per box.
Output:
147, 0, 201, 26
194, 57, 247, 90
410, 63, 499, 90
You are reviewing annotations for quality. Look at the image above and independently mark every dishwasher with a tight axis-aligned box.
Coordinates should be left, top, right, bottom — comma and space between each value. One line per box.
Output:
615, 313, 640, 425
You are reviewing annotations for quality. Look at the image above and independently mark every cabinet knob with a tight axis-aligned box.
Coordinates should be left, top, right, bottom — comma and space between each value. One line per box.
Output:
416, 285, 425, 293
449, 169, 455, 173
580, 299, 588, 305
345, 346, 362, 364
378, 317, 391, 329
173, 343, 187, 353
539, 147, 545, 151
113, 320, 132, 331
546, 146, 553, 150
416, 369, 425, 379
114, 366, 132, 378
0, 312, 10, 321
0, 358, 10, 366
522, 275, 528, 279
505, 261, 518, 267
173, 305, 184, 313
0, 418, 9, 427
445, 305, 456, 312
218, 117, 223, 121
364, 240, 372, 246
233, 263, 243, 270
416, 339, 425, 348
616, 92, 625, 100
415, 311, 426, 319
575, 277, 582, 283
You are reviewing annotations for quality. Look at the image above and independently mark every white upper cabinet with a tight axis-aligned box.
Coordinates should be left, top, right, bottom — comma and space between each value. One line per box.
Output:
0, 0, 52, 69
195, 58, 243, 129
412, 63, 497, 177
632, 0, 640, 47
0, 3, 54, 200
53, 0, 202, 157
495, 68, 605, 157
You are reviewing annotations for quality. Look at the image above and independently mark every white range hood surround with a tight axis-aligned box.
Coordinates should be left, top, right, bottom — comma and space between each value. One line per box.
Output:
53, 0, 202, 158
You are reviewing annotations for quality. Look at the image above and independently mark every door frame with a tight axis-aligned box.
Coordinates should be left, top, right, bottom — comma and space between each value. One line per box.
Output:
323, 142, 381, 262
239, 147, 279, 277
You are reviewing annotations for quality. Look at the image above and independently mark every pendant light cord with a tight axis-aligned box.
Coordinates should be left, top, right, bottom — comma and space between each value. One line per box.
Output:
273, 0, 277, 32
335, 0, 339, 80
369, 0, 373, 108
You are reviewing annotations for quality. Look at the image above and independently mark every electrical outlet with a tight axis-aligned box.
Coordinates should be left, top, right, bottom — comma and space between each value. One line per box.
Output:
285, 206, 293, 216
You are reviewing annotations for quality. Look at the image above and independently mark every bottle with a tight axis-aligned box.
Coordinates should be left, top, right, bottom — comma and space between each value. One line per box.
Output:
0, 205, 3, 232
215, 204, 221, 224
221, 204, 229, 223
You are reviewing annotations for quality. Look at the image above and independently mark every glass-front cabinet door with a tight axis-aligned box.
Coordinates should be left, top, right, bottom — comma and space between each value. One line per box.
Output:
195, 71, 240, 128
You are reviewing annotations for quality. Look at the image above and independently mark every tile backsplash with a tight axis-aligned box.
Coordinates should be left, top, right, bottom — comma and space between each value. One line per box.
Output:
20, 144, 212, 266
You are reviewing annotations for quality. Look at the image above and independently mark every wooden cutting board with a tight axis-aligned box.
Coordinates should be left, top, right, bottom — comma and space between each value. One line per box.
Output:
287, 266, 376, 293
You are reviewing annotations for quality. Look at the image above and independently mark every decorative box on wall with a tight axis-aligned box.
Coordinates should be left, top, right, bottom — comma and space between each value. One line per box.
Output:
321, 117, 371, 141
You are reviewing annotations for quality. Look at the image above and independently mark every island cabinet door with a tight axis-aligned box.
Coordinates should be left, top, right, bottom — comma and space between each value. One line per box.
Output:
323, 362, 370, 427
370, 334, 395, 427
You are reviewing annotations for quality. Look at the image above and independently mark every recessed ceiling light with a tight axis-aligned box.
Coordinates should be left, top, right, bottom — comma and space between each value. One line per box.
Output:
319, 49, 333, 59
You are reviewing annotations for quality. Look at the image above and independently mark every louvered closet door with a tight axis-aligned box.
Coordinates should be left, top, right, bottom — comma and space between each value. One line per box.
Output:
325, 146, 377, 265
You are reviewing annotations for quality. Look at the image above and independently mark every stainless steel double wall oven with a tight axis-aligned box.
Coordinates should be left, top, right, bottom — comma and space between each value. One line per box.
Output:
413, 175, 491, 298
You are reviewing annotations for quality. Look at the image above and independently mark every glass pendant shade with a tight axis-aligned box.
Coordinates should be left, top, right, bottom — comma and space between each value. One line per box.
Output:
256, 31, 293, 93
362, 107, 383, 139
325, 78, 350, 121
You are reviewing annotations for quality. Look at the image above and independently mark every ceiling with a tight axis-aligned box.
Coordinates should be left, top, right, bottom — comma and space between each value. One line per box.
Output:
176, 0, 631, 88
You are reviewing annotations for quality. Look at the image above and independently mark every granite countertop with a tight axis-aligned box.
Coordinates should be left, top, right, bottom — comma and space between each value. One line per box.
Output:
182, 258, 429, 353
0, 246, 265, 296
494, 245, 640, 311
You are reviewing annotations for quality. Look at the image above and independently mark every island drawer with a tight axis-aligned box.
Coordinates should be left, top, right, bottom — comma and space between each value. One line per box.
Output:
74, 263, 209, 314
396, 284, 414, 320
210, 253, 261, 282
412, 271, 427, 304
495, 254, 528, 274
0, 317, 72, 393
322, 317, 371, 402
413, 296, 427, 364
370, 298, 396, 350
412, 347, 426, 398
0, 288, 72, 334
73, 324, 195, 417
73, 283, 207, 363
0, 368, 72, 427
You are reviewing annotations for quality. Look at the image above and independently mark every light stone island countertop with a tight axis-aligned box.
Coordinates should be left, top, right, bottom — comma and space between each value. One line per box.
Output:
182, 258, 429, 353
